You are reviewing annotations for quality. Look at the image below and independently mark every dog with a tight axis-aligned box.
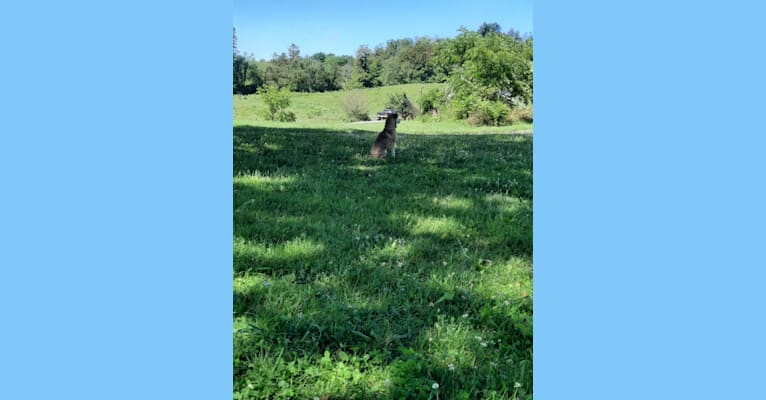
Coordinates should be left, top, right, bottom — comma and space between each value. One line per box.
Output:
370, 112, 398, 159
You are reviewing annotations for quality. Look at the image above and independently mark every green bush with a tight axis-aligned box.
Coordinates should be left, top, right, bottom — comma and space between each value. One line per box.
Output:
258, 84, 296, 122
385, 92, 419, 119
418, 87, 446, 113
467, 100, 510, 126
342, 90, 370, 121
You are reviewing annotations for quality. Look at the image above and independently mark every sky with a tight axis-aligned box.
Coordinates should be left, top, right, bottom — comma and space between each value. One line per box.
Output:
233, 0, 533, 60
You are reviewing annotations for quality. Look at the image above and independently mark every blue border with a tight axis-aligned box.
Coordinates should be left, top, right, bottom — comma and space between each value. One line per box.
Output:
4, 1, 766, 399
1, 1, 231, 399
536, 1, 766, 399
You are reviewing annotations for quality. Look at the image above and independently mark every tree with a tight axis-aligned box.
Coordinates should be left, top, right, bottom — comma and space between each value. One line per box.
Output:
288, 43, 300, 62
478, 22, 502, 36
233, 28, 263, 94
263, 52, 290, 88
234, 51, 262, 95
349, 45, 382, 88
385, 92, 419, 120
436, 28, 533, 125
233, 28, 238, 56
258, 84, 296, 121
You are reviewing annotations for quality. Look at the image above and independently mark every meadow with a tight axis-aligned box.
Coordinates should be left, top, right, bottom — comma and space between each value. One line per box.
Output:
233, 83, 533, 134
234, 88, 532, 399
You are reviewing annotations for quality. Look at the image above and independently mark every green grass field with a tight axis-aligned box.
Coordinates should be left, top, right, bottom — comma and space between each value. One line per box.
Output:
234, 88, 532, 399
233, 83, 533, 134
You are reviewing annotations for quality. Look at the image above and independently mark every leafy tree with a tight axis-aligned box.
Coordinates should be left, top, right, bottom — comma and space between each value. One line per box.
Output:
437, 28, 533, 124
349, 45, 382, 88
399, 37, 436, 82
381, 56, 414, 86
419, 87, 446, 113
258, 84, 296, 121
385, 92, 419, 120
263, 52, 290, 88
234, 52, 262, 95
478, 22, 502, 36
288, 43, 300, 61
506, 28, 523, 41
233, 24, 532, 107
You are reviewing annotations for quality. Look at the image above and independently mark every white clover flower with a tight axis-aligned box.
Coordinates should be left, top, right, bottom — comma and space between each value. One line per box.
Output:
462, 313, 469, 318
247, 383, 254, 389
314, 397, 320, 400
504, 300, 511, 306
383, 379, 391, 387
432, 383, 440, 390
474, 336, 482, 341
481, 341, 488, 347
514, 382, 522, 388
448, 363, 455, 371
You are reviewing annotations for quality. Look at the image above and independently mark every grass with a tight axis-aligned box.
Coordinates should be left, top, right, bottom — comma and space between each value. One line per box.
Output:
234, 83, 443, 124
233, 83, 533, 134
233, 120, 533, 399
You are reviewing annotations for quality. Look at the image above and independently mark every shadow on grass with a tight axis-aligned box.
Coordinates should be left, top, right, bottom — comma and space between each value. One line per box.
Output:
233, 125, 532, 399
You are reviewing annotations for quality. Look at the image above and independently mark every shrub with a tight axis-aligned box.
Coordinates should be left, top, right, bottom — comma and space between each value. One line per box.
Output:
342, 90, 370, 121
385, 92, 419, 120
258, 84, 296, 122
450, 93, 479, 120
467, 100, 510, 126
418, 87, 446, 113
507, 105, 533, 124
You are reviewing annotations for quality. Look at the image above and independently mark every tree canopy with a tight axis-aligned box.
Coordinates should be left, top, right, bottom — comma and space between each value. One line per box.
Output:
233, 22, 532, 125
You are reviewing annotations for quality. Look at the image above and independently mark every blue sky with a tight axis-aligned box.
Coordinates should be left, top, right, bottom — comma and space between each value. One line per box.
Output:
234, 0, 533, 60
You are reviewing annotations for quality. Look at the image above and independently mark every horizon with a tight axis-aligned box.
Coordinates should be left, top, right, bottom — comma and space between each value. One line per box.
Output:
234, 0, 533, 60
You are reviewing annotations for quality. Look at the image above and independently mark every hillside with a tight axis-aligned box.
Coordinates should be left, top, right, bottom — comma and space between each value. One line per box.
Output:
234, 83, 443, 124
233, 83, 533, 134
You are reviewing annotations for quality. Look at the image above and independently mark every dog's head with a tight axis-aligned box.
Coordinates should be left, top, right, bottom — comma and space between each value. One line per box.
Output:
385, 112, 398, 130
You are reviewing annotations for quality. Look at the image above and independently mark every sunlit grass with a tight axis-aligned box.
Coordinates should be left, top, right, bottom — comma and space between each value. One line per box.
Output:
233, 83, 533, 134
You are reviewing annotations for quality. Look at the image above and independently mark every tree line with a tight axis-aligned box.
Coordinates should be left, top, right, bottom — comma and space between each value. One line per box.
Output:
234, 22, 533, 125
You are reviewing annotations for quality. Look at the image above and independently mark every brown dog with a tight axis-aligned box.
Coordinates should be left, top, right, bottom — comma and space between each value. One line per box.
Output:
370, 112, 398, 159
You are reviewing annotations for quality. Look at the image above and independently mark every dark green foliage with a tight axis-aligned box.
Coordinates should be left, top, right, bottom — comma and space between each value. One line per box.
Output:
234, 24, 533, 127
467, 100, 511, 126
233, 53, 263, 95
348, 45, 382, 88
418, 87, 446, 114
478, 22, 502, 37
438, 29, 533, 125
385, 92, 419, 119
233, 29, 263, 95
